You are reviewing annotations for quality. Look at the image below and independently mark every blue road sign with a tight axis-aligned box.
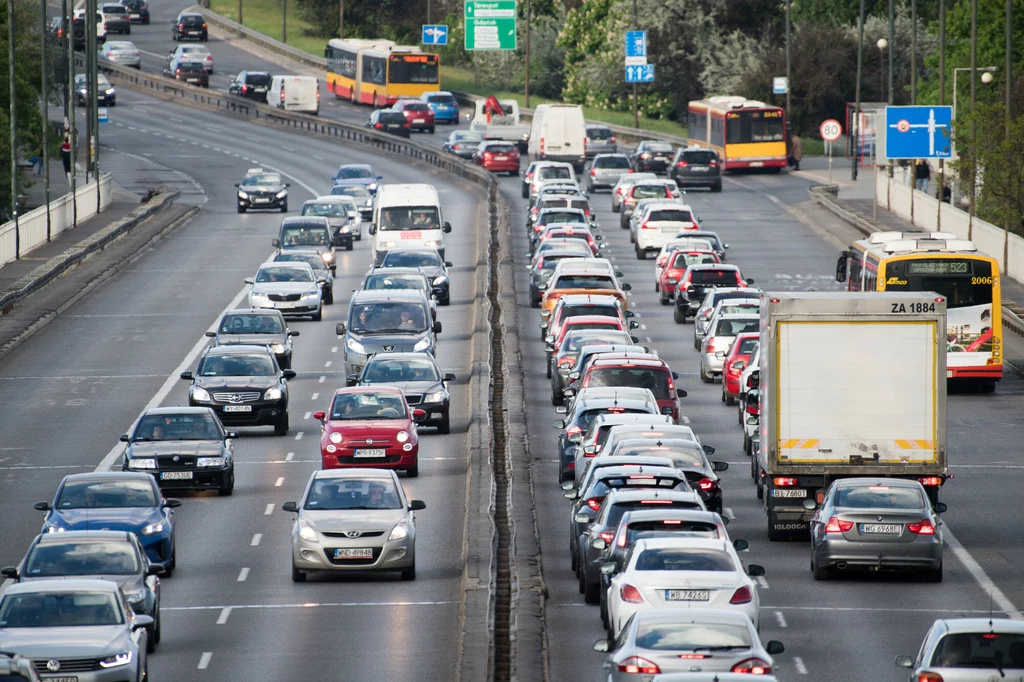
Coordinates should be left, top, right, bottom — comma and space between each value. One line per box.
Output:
422, 24, 449, 45
625, 64, 654, 83
884, 105, 953, 159
625, 31, 647, 58
98, 107, 109, 123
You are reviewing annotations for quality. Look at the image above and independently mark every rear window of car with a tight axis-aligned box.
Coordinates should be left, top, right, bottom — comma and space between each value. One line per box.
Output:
103, 5, 127, 13
736, 337, 759, 354
636, 548, 735, 571
671, 252, 718, 268
649, 209, 692, 223
178, 62, 205, 72
538, 167, 572, 180
553, 275, 615, 290
713, 318, 759, 336
690, 270, 739, 285
541, 211, 585, 224
835, 486, 925, 509
246, 73, 272, 86
681, 150, 718, 164
594, 156, 631, 169
379, 112, 407, 123
564, 304, 619, 319
427, 95, 457, 105
587, 366, 671, 400
180, 14, 204, 25
605, 500, 702, 527
646, 142, 674, 152
929, 633, 1024, 669
632, 185, 669, 199
484, 143, 515, 154
627, 520, 721, 544
588, 127, 613, 140
403, 102, 430, 111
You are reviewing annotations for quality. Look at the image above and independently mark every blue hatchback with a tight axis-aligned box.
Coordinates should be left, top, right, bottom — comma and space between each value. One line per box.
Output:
34, 472, 181, 576
421, 91, 460, 124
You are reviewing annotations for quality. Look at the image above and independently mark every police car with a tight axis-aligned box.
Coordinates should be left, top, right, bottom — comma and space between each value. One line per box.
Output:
235, 167, 290, 213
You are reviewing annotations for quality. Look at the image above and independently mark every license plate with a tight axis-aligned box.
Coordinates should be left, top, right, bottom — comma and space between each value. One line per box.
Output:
334, 548, 373, 559
256, 87, 266, 92
772, 489, 806, 498
665, 589, 710, 601
129, 12, 139, 16
186, 78, 200, 83
946, 370, 953, 378
750, 161, 764, 167
661, 226, 677, 232
161, 471, 193, 480
43, 678, 78, 682
401, 231, 422, 239
253, 198, 270, 203
223, 405, 252, 412
691, 165, 707, 171
413, 118, 425, 123
495, 156, 508, 161
860, 524, 902, 535
354, 448, 386, 458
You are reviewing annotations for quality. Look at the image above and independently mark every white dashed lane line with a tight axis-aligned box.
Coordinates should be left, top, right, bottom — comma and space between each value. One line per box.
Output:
198, 652, 212, 669
250, 534, 262, 547
285, 452, 294, 461
774, 610, 787, 628
264, 503, 274, 516
294, 431, 303, 441
236, 568, 249, 582
793, 657, 808, 675
275, 477, 285, 487
216, 607, 232, 625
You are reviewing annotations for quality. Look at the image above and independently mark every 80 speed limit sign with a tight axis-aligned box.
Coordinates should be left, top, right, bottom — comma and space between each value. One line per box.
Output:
819, 119, 842, 142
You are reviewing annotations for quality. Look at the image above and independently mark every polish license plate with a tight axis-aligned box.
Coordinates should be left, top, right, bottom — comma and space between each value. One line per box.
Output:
334, 548, 373, 559
946, 370, 953, 378
256, 87, 266, 92
750, 161, 764, 167
354, 448, 386, 458
401, 231, 422, 239
253, 198, 270, 203
129, 12, 139, 17
691, 165, 707, 172
223, 405, 252, 412
161, 471, 193, 480
186, 78, 200, 83
413, 118, 425, 123
665, 589, 709, 601
860, 524, 902, 535
43, 677, 78, 682
661, 226, 677, 232
772, 489, 806, 498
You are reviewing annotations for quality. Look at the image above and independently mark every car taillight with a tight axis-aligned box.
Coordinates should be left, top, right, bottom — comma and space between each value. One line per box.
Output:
640, 153, 651, 159
709, 160, 719, 167
617, 657, 659, 674
641, 221, 654, 230
177, 22, 183, 28
706, 338, 718, 353
729, 586, 752, 604
731, 658, 772, 674
697, 478, 715, 491
484, 152, 493, 159
540, 137, 545, 154
241, 84, 249, 93
175, 68, 181, 74
375, 123, 383, 129
589, 168, 596, 176
599, 531, 614, 543
202, 22, 207, 28
316, 90, 321, 100
586, 497, 604, 511
908, 519, 936, 535
676, 160, 689, 167
825, 517, 854, 533
918, 476, 943, 487
620, 584, 644, 604
609, 136, 616, 143
916, 673, 943, 682
773, 477, 798, 487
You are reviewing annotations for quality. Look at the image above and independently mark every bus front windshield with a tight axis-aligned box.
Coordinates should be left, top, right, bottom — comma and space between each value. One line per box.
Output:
726, 110, 785, 144
885, 259, 994, 309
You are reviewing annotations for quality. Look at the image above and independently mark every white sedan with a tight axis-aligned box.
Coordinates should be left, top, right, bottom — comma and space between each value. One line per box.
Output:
604, 537, 765, 639
98, 40, 141, 69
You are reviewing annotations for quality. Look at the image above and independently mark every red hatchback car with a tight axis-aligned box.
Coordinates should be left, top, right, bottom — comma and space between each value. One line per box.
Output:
392, 100, 435, 133
721, 332, 759, 406
578, 356, 687, 423
314, 386, 426, 477
658, 250, 721, 302
473, 140, 520, 175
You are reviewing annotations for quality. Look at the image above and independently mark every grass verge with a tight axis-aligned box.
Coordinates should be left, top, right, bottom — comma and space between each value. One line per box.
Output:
209, 0, 326, 58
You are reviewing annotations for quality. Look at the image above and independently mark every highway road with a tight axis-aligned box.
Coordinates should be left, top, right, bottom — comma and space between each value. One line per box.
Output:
0, 85, 486, 680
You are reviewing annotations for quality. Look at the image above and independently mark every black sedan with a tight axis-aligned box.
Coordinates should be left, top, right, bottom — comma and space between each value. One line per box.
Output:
629, 140, 676, 174
120, 406, 236, 495
119, 0, 149, 23
349, 352, 456, 433
365, 109, 411, 138
235, 168, 289, 213
378, 247, 452, 305
208, 308, 298, 369
180, 344, 295, 435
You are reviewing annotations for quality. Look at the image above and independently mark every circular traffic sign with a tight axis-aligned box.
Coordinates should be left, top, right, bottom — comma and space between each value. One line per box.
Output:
896, 119, 911, 133
819, 119, 842, 142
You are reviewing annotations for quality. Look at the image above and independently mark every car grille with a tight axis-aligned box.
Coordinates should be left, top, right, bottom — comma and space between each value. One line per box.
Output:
325, 547, 383, 565
322, 530, 385, 538
158, 455, 197, 468
268, 293, 302, 302
338, 454, 401, 465
405, 394, 423, 405
33, 658, 103, 674
212, 391, 262, 402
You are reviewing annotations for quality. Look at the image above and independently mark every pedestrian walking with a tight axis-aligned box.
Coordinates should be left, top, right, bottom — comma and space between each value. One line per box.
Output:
914, 159, 931, 194
59, 136, 72, 186
789, 134, 803, 171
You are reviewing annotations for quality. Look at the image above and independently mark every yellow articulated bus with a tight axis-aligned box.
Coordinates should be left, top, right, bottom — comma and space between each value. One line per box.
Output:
837, 231, 1003, 389
687, 96, 788, 170
324, 39, 440, 107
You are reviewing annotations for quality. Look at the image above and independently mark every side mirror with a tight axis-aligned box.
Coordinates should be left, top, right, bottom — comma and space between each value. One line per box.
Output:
540, 310, 551, 319
621, 283, 632, 291
745, 278, 754, 284
592, 639, 610, 653
336, 323, 346, 335
702, 445, 716, 456
132, 615, 155, 630
226, 432, 239, 439
119, 434, 130, 443
313, 411, 325, 422
408, 499, 427, 511
629, 321, 640, 329
934, 502, 948, 514
733, 539, 749, 551
285, 183, 291, 188
574, 512, 591, 525
594, 235, 603, 241
281, 501, 299, 513
443, 221, 452, 233
630, 335, 639, 343
836, 251, 849, 282
413, 408, 427, 423
767, 641, 785, 655
444, 261, 453, 267
712, 461, 729, 472
161, 498, 183, 509
544, 335, 554, 344
894, 656, 914, 669
563, 388, 576, 398
676, 389, 688, 398
377, 175, 383, 180
553, 420, 566, 429
433, 321, 443, 334
544, 344, 555, 353
205, 331, 216, 338
289, 330, 300, 337
145, 564, 162, 576
179, 371, 193, 381
0, 566, 19, 579
568, 371, 580, 380
802, 498, 817, 511
244, 277, 254, 285
443, 372, 457, 382
34, 501, 51, 511
368, 225, 376, 235
592, 538, 608, 550
346, 373, 359, 387
234, 183, 240, 188
282, 370, 297, 380
271, 238, 280, 248
568, 433, 582, 443
554, 406, 567, 415
746, 564, 766, 577
562, 489, 578, 500
600, 562, 617, 575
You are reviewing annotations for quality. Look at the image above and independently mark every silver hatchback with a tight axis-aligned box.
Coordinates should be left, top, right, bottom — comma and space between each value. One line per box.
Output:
586, 153, 632, 192
699, 313, 759, 382
586, 125, 618, 157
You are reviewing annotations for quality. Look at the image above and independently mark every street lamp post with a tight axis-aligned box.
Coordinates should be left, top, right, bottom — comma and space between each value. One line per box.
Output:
951, 66, 997, 202
877, 38, 887, 104
851, 0, 866, 181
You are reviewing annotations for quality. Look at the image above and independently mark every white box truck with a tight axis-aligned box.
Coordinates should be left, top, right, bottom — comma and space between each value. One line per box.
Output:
754, 292, 949, 541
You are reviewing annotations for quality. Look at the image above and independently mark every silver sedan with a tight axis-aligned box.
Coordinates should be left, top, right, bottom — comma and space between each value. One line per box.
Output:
98, 40, 140, 68
807, 477, 945, 581
282, 469, 425, 582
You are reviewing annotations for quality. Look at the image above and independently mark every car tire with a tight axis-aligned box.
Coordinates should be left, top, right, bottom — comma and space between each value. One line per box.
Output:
635, 247, 644, 260
125, 26, 130, 33
407, 464, 419, 478
570, 548, 577, 572
812, 557, 831, 581
925, 563, 943, 583
429, 126, 435, 134
274, 412, 290, 436
725, 392, 736, 406
673, 306, 686, 324
217, 471, 234, 496
291, 564, 306, 582
281, 201, 288, 213
146, 625, 156, 653
521, 186, 529, 199
755, 476, 763, 500
530, 297, 540, 309
153, 607, 161, 644
438, 417, 451, 435
401, 562, 416, 581
162, 563, 173, 579
551, 389, 562, 407
324, 289, 334, 305
699, 363, 712, 384
712, 182, 722, 193
143, 17, 149, 24
693, 334, 701, 350
237, 205, 245, 213
312, 307, 322, 322
346, 241, 353, 251
583, 576, 600, 604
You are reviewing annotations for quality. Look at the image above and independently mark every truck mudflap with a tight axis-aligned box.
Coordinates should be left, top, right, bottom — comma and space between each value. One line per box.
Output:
767, 508, 809, 541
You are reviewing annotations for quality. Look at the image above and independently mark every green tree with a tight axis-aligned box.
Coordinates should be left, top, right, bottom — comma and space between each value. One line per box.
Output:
1, 0, 45, 219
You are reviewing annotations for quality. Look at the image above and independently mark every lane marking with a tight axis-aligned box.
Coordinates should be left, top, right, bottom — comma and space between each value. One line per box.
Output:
264, 503, 274, 516
163, 600, 455, 612
318, 375, 326, 383
330, 347, 337, 353
774, 610, 787, 628
285, 452, 294, 461
294, 431, 303, 441
198, 652, 212, 669
250, 533, 262, 547
303, 412, 311, 420
944, 528, 1023, 619
311, 393, 319, 400
236, 567, 249, 582
766, 605, 1017, 614
275, 477, 285, 487
325, 361, 332, 367
793, 657, 807, 675
756, 576, 769, 589
723, 507, 735, 520
216, 607, 232, 625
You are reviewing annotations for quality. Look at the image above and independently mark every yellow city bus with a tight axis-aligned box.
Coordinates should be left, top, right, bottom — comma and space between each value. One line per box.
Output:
687, 96, 787, 170
324, 39, 440, 107
837, 231, 1003, 388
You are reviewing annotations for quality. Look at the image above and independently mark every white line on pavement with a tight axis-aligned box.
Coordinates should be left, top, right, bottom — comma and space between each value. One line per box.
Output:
325, 361, 332, 367
216, 607, 232, 625
723, 507, 735, 519
198, 652, 212, 669
275, 477, 285, 487
318, 375, 326, 383
944, 528, 1023, 619
264, 503, 274, 516
311, 393, 319, 400
774, 610, 787, 628
331, 347, 337, 353
294, 432, 303, 441
250, 534, 262, 547
793, 657, 807, 674
163, 600, 455, 612
236, 568, 249, 582
303, 412, 311, 420
756, 576, 769, 589
285, 452, 294, 461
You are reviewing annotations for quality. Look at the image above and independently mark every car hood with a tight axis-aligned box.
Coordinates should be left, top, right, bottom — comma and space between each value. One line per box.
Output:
0, 626, 130, 657
19, 574, 145, 595
49, 508, 163, 532
333, 178, 376, 188
251, 282, 319, 296
128, 440, 225, 457
194, 376, 278, 391
360, 379, 442, 394
349, 332, 431, 353
217, 332, 288, 346
302, 508, 406, 531
326, 420, 412, 438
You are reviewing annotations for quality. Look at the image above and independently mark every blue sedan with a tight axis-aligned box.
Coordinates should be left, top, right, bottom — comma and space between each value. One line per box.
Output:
331, 164, 382, 195
421, 91, 460, 124
34, 472, 181, 576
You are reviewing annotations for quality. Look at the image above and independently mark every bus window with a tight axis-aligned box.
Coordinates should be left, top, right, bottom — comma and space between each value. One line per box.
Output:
362, 55, 386, 86
689, 110, 708, 141
726, 111, 785, 144
710, 116, 724, 147
848, 254, 863, 291
389, 55, 439, 84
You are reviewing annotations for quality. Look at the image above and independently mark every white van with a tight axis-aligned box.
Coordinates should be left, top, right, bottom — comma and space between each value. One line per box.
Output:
527, 103, 587, 172
369, 184, 452, 264
268, 75, 320, 115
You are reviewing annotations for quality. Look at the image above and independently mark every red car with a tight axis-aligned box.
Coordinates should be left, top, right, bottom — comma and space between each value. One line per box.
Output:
314, 386, 426, 477
473, 140, 520, 175
535, 226, 601, 257
721, 332, 759, 406
547, 314, 627, 366
658, 250, 721, 303
392, 100, 435, 133
578, 356, 687, 423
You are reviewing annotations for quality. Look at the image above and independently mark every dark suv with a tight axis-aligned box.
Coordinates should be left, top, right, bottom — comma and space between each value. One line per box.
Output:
119, 0, 150, 24
670, 145, 722, 192
229, 70, 272, 103
173, 11, 207, 41
164, 59, 209, 87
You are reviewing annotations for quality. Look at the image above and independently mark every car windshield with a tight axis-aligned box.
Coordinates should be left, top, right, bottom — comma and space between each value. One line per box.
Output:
594, 156, 630, 169
588, 128, 613, 140
635, 548, 736, 571
835, 486, 925, 509
379, 207, 440, 231
274, 254, 325, 271
302, 203, 348, 218
304, 477, 403, 510
256, 266, 314, 283
714, 318, 759, 336
633, 185, 669, 199
540, 212, 585, 225
428, 95, 457, 105
350, 303, 428, 333
613, 444, 704, 468
0, 591, 123, 628
587, 367, 671, 400
691, 270, 739, 286
219, 313, 284, 334
682, 150, 718, 164
484, 143, 515, 154
671, 252, 718, 268
133, 412, 221, 441
537, 240, 591, 256
538, 167, 572, 181
930, 633, 1024, 669
553, 275, 615, 290
242, 173, 281, 186
649, 209, 692, 223
56, 480, 157, 509
106, 41, 133, 50
401, 102, 429, 111
718, 304, 759, 317
626, 520, 721, 546
635, 622, 751, 650
329, 392, 408, 420
335, 167, 374, 180
331, 185, 371, 201
363, 274, 428, 291
279, 227, 329, 247
645, 142, 674, 152
25, 541, 140, 577
199, 353, 276, 376
362, 359, 439, 383
562, 331, 629, 352
381, 251, 441, 268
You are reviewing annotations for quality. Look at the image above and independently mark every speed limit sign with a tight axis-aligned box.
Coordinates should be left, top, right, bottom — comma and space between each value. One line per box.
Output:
819, 119, 842, 142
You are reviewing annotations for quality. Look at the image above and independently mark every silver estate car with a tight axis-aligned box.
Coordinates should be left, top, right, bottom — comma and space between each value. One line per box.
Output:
594, 609, 784, 680
98, 40, 141, 68
283, 469, 426, 582
586, 153, 632, 192
807, 478, 946, 581
895, 617, 1024, 680
699, 314, 759, 382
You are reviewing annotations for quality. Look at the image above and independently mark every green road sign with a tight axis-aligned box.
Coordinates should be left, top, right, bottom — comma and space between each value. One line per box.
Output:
465, 0, 516, 50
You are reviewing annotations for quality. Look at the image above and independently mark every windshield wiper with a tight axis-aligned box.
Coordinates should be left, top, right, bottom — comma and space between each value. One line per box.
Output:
690, 645, 747, 652
370, 328, 422, 334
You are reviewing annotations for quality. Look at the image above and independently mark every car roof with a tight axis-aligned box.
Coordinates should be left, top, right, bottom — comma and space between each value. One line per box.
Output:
686, 264, 740, 272
588, 456, 675, 469
3, 578, 122, 595
352, 289, 429, 303
365, 267, 427, 277
588, 356, 668, 369
383, 247, 443, 256
575, 386, 654, 400
204, 344, 274, 356
936, 618, 1024, 635
331, 385, 404, 398
557, 294, 621, 305
832, 477, 923, 489
280, 216, 330, 227
593, 465, 681, 479
606, 488, 703, 503
715, 313, 759, 321
312, 468, 398, 481
259, 262, 314, 271
364, 352, 438, 364
35, 530, 135, 544
224, 308, 286, 317
273, 247, 324, 257
62, 471, 154, 484
592, 413, 670, 427
634, 536, 729, 552
142, 406, 217, 416
619, 509, 726, 524
562, 315, 622, 325
633, 608, 753, 627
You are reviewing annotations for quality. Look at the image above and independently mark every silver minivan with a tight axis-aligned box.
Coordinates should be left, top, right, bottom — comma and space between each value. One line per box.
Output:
585, 125, 617, 157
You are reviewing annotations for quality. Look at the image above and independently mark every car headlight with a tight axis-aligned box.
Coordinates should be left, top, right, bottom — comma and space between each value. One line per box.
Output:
105, 88, 115, 95
432, 275, 448, 286
396, 430, 409, 443
197, 456, 226, 467
192, 387, 211, 402
297, 519, 317, 542
347, 337, 366, 354
321, 251, 334, 263
123, 589, 147, 604
275, 190, 287, 198
413, 337, 430, 352
128, 458, 156, 470
141, 522, 164, 536
249, 292, 269, 303
340, 225, 351, 233
329, 431, 342, 443
271, 343, 286, 354
388, 522, 408, 541
237, 190, 249, 199
381, 241, 396, 249
45, 525, 66, 533
367, 183, 377, 191
99, 652, 133, 669
425, 390, 446, 403
423, 240, 440, 248
264, 387, 283, 400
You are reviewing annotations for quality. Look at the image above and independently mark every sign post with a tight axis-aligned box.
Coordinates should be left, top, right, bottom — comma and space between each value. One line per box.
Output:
819, 119, 842, 184
465, 0, 516, 51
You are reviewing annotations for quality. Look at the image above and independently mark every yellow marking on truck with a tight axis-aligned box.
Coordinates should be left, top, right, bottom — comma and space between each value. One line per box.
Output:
895, 440, 935, 449
779, 439, 819, 449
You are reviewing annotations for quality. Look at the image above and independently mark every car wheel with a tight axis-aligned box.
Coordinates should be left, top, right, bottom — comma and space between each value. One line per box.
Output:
281, 201, 288, 213
660, 292, 670, 305
401, 562, 416, 581
570, 547, 577, 572
673, 306, 686, 324
143, 17, 149, 24
635, 246, 643, 260
699, 363, 712, 384
693, 334, 701, 351
429, 126, 435, 134
324, 289, 334, 305
237, 205, 245, 213
162, 562, 173, 578
437, 416, 451, 435
139, 656, 148, 682
755, 476, 763, 500
600, 595, 609, 628
291, 564, 306, 582
125, 26, 130, 33
742, 433, 750, 453
712, 182, 722, 193
407, 464, 419, 478
521, 186, 529, 199
312, 307, 322, 322
274, 412, 290, 436
725, 392, 736, 406
346, 241, 353, 251
530, 297, 540, 309
146, 625, 156, 653
153, 607, 161, 644
551, 389, 562, 407
925, 563, 943, 583
812, 556, 831, 581
217, 471, 234, 496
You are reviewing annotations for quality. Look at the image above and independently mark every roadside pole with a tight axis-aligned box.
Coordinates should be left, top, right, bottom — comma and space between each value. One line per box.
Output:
42, 0, 52, 241
8, 0, 19, 258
